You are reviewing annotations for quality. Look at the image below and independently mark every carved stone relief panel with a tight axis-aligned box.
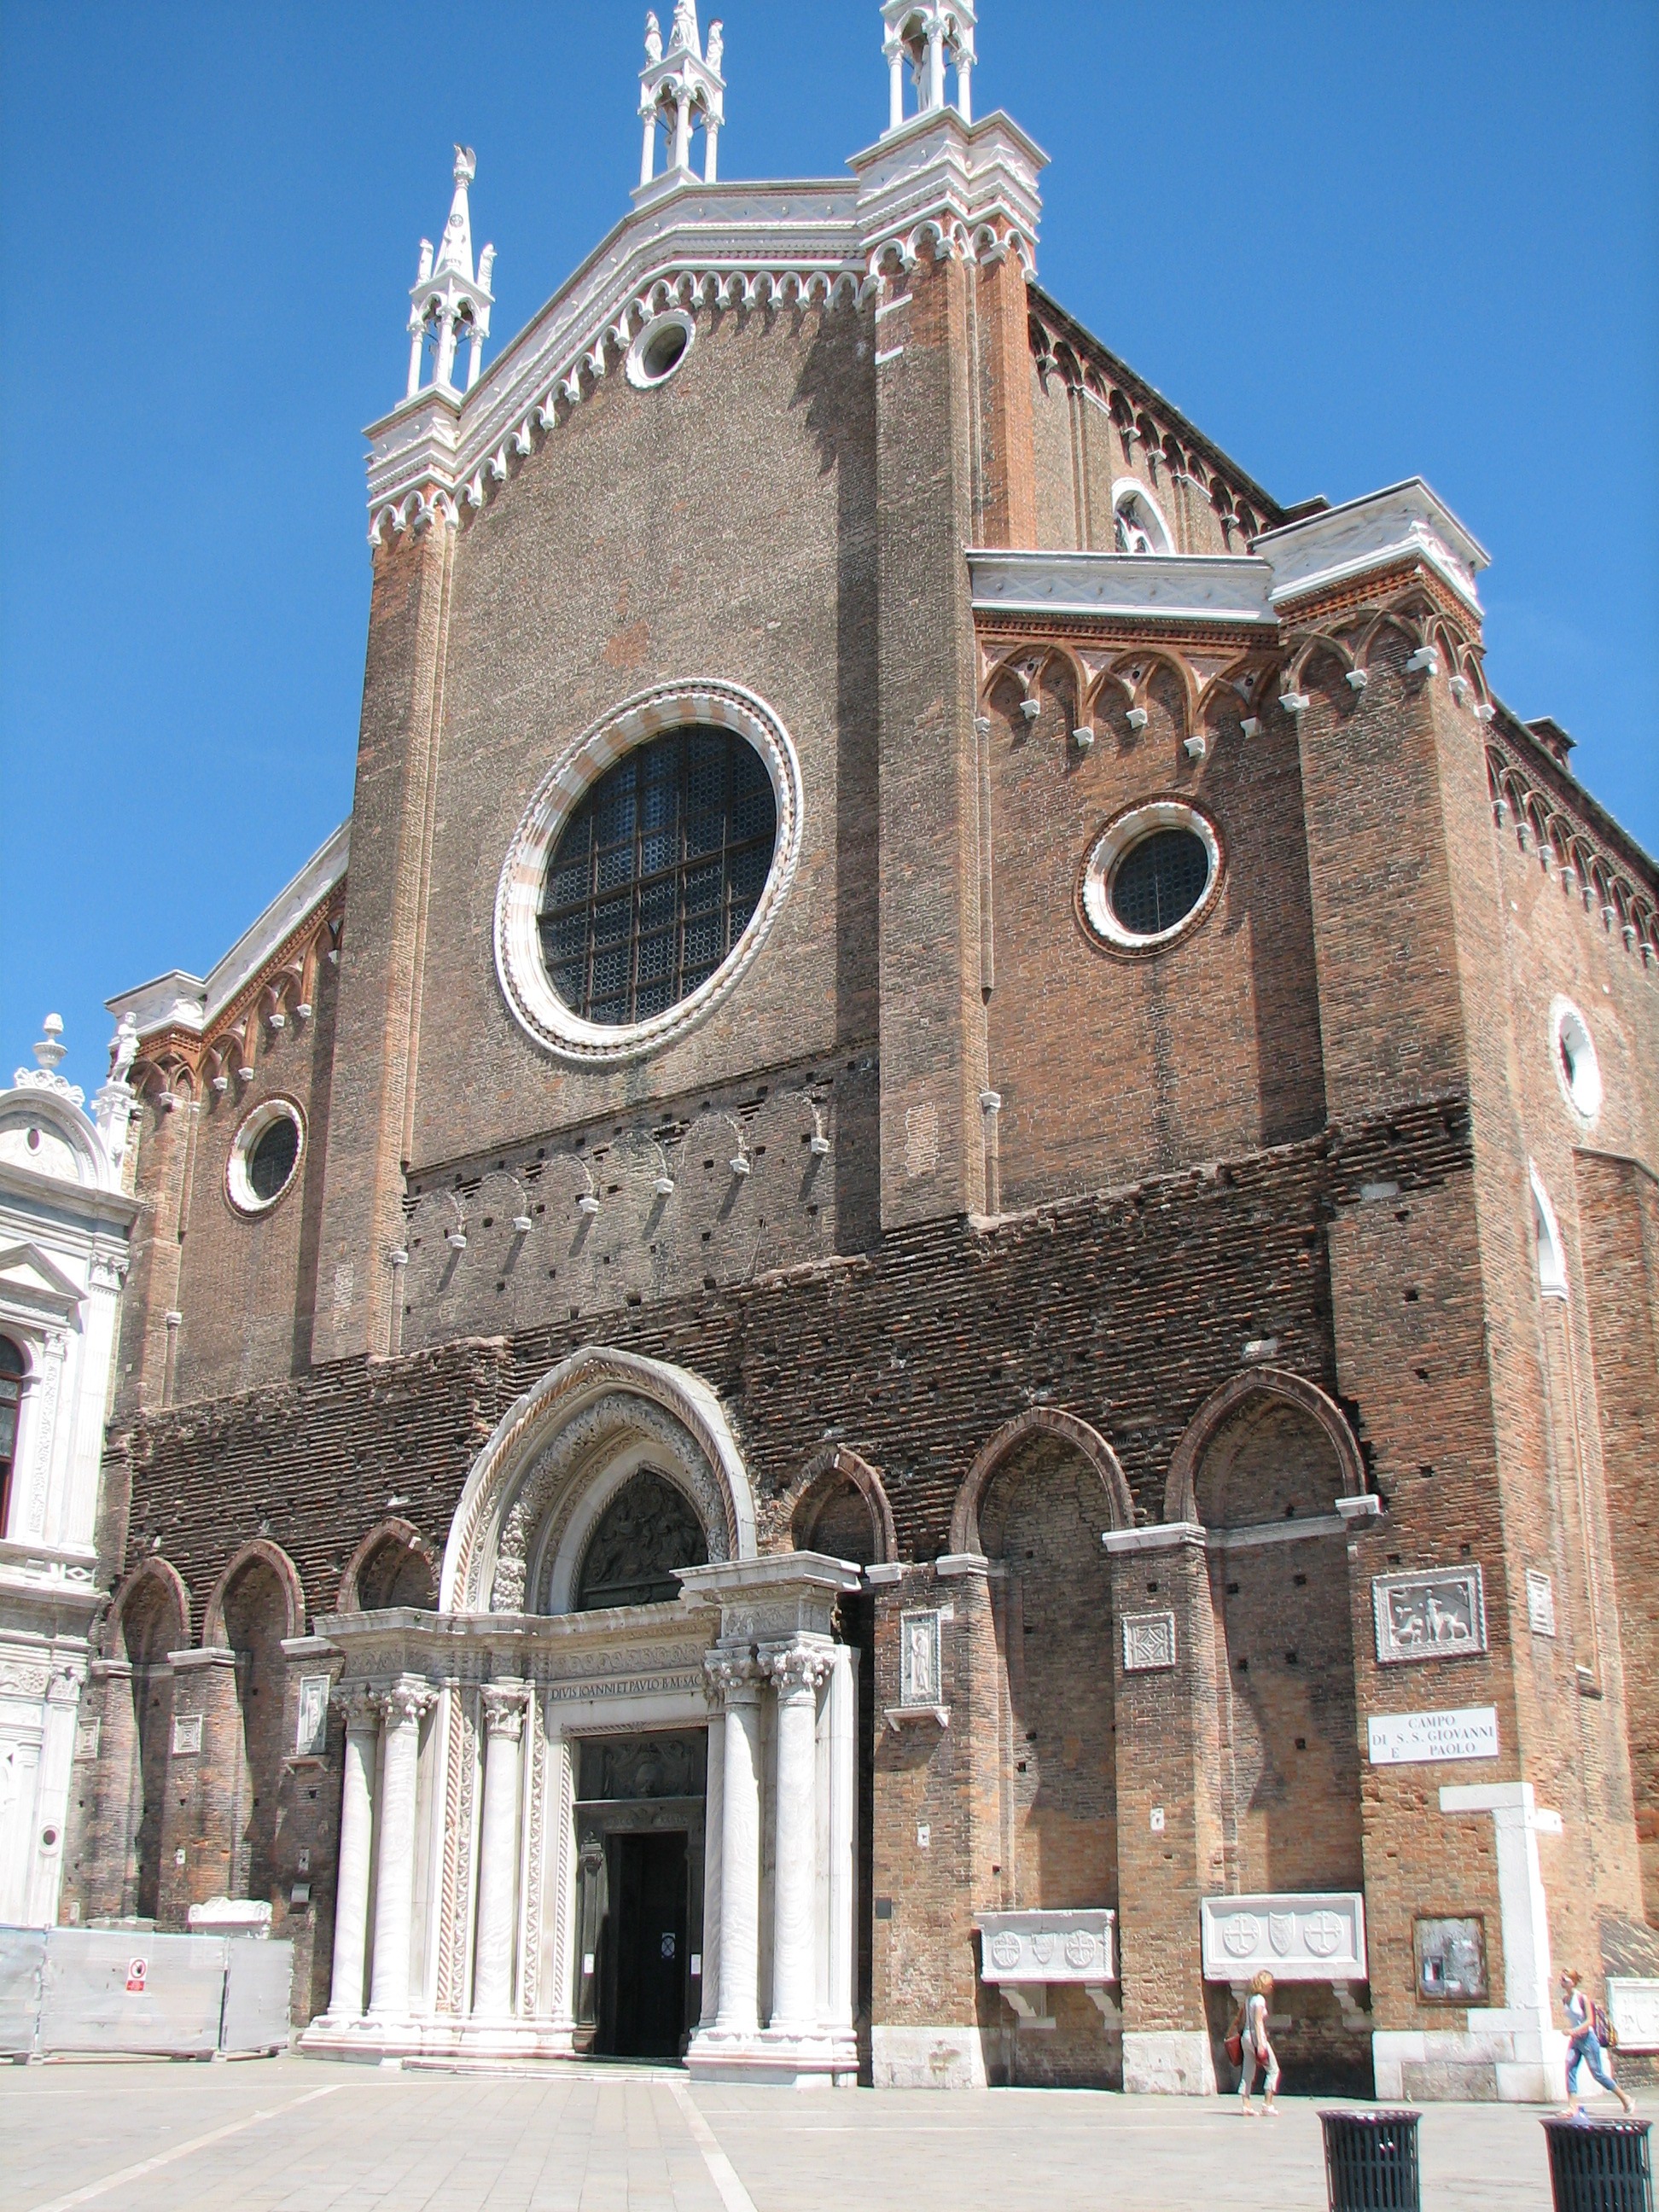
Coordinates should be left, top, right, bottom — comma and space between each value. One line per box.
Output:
899, 1610, 942, 1707
575, 1470, 708, 1611
576, 1731, 707, 1803
1121, 1610, 1177, 1673
1371, 1567, 1486, 1664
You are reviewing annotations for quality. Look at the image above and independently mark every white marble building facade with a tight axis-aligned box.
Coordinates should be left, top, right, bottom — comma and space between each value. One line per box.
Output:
301, 1347, 862, 2085
0, 1018, 136, 1927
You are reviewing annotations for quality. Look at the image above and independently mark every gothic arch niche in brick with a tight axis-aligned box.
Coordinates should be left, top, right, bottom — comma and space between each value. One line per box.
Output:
1188, 1389, 1364, 1896
976, 1424, 1121, 2086
113, 1563, 187, 1920
212, 1550, 296, 1906
786, 1447, 895, 1567
341, 1520, 437, 1612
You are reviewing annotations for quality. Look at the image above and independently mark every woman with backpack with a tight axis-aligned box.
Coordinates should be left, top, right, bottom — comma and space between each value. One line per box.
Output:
1560, 1969, 1634, 2115
1231, 1970, 1279, 2115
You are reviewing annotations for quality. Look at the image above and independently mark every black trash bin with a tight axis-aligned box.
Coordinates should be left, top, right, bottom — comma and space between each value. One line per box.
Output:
1541, 2116, 1654, 2212
1318, 2109, 1423, 2212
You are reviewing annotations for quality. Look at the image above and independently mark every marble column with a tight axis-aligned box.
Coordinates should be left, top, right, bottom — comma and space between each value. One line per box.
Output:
823, 1644, 857, 2032
328, 1687, 381, 2022
472, 1683, 528, 2017
700, 1703, 725, 2028
544, 1720, 577, 2038
367, 1677, 435, 2020
765, 1641, 832, 2034
709, 1651, 762, 2036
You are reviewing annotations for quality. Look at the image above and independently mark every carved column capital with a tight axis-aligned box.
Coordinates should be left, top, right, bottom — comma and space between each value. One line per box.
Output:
379, 1677, 438, 1732
480, 1681, 529, 1739
760, 1640, 835, 1702
333, 1682, 382, 1735
703, 1648, 760, 1708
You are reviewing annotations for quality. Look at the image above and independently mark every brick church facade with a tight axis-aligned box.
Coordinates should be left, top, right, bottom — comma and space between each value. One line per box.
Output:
65, 3, 1658, 2098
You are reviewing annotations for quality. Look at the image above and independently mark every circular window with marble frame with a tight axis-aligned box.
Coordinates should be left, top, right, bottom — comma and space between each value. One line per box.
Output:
1076, 797, 1225, 957
1550, 996, 1604, 1124
226, 1097, 306, 1216
494, 678, 805, 1065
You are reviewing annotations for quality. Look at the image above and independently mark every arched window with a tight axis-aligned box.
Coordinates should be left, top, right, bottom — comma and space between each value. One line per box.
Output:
574, 1469, 707, 1611
1112, 480, 1173, 556
538, 727, 777, 1027
0, 1336, 24, 1536
1531, 1167, 1569, 1299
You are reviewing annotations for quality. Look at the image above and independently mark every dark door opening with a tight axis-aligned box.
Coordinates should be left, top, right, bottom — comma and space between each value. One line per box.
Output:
603, 1830, 690, 2058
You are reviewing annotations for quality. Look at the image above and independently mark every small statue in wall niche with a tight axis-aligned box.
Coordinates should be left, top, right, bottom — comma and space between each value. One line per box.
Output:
706, 20, 722, 73
643, 10, 662, 65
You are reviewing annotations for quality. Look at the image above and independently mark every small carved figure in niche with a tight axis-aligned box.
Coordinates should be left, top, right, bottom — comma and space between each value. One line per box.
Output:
1115, 496, 1156, 556
575, 1467, 707, 1610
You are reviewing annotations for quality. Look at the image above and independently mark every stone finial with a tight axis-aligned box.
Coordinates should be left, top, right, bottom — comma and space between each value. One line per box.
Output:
638, 0, 725, 191
882, 0, 976, 134
33, 1013, 67, 1074
405, 146, 496, 401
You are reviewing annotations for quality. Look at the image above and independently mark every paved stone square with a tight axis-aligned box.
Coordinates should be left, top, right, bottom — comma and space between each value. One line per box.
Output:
3, 2057, 1650, 2212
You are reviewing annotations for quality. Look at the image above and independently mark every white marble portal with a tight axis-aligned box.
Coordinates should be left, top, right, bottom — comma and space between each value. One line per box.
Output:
302, 1549, 862, 2086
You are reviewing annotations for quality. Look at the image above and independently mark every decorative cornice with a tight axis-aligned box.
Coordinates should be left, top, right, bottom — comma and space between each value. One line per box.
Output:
367, 110, 1044, 544
969, 550, 1276, 627
1486, 722, 1658, 963
110, 819, 349, 1086
1254, 478, 1487, 618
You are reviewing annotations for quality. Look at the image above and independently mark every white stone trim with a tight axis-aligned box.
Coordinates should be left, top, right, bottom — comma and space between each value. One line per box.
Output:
367, 110, 1045, 541
439, 1344, 758, 1615
493, 678, 804, 1065
1528, 1164, 1569, 1299
1254, 477, 1488, 614
1111, 477, 1174, 555
969, 548, 1275, 626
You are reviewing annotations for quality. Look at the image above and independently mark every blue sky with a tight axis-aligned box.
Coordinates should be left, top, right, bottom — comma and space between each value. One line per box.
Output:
3, 0, 1656, 1099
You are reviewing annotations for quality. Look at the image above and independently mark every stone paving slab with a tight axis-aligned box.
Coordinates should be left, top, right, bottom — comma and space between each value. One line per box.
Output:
0, 2055, 1650, 2212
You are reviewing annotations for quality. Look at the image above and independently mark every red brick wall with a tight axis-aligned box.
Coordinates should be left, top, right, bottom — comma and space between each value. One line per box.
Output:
982, 649, 1324, 1203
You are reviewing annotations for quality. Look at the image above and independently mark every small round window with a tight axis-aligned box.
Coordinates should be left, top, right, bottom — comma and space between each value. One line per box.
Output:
228, 1100, 304, 1214
1551, 999, 1603, 1121
1079, 800, 1222, 953
626, 311, 694, 389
